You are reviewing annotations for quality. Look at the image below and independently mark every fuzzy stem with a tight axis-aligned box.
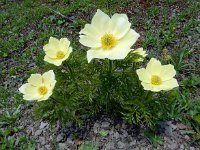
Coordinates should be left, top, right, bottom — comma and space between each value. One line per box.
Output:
65, 63, 79, 90
109, 60, 113, 74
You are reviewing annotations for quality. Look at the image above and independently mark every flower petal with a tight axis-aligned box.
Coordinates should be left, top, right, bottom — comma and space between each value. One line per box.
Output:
44, 56, 63, 66
21, 84, 42, 100
87, 48, 111, 63
19, 83, 28, 94
42, 70, 56, 86
160, 64, 176, 81
49, 37, 59, 47
63, 47, 72, 60
43, 44, 58, 58
59, 38, 70, 51
38, 91, 53, 101
91, 9, 110, 33
28, 74, 43, 86
79, 35, 101, 48
23, 94, 42, 101
146, 58, 162, 75
104, 29, 139, 60
118, 29, 140, 48
79, 24, 102, 38
141, 82, 162, 92
107, 47, 132, 60
109, 14, 131, 39
136, 68, 151, 83
160, 78, 179, 90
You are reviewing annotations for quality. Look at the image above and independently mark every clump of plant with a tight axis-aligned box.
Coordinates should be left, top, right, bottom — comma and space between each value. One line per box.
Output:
19, 9, 179, 129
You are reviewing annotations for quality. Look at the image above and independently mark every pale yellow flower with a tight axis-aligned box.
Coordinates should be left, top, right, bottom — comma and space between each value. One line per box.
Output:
79, 9, 140, 63
132, 47, 147, 62
136, 58, 178, 92
19, 70, 56, 101
43, 37, 72, 66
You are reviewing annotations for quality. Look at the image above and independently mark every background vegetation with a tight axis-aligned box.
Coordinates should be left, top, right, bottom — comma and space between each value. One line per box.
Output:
0, 0, 199, 149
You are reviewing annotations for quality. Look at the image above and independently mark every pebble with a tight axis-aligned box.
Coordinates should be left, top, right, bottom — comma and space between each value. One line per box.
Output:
113, 132, 120, 139
56, 134, 64, 142
101, 121, 110, 128
117, 141, 125, 149
121, 129, 128, 137
44, 145, 51, 149
93, 122, 100, 133
130, 140, 137, 146
184, 135, 190, 140
168, 142, 177, 150
67, 138, 74, 145
39, 137, 45, 145
35, 129, 42, 136
27, 127, 34, 136
105, 142, 115, 150
165, 126, 173, 136
39, 122, 48, 129
180, 144, 184, 149
190, 147, 195, 150
58, 143, 67, 150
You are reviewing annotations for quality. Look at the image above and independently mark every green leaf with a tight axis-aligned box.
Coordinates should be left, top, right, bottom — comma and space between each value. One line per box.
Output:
193, 115, 200, 124
79, 143, 98, 150
98, 130, 109, 137
144, 129, 164, 147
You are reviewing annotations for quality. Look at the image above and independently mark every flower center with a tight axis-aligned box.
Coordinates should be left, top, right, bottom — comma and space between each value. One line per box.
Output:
56, 51, 65, 59
151, 75, 162, 85
101, 33, 117, 49
38, 86, 48, 95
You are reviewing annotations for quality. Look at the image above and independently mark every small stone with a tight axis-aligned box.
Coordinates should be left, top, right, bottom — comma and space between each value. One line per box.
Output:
130, 140, 136, 146
27, 127, 34, 136
55, 121, 61, 132
121, 129, 128, 137
39, 137, 45, 145
180, 144, 184, 149
67, 138, 74, 145
93, 122, 100, 134
113, 132, 120, 140
45, 145, 51, 149
105, 142, 115, 149
190, 147, 195, 150
35, 130, 42, 136
101, 121, 110, 128
57, 134, 64, 142
184, 135, 190, 140
117, 141, 125, 149
94, 122, 100, 127
122, 123, 126, 129
168, 142, 177, 150
15, 138, 20, 146
59, 143, 67, 150
115, 124, 120, 130
165, 126, 173, 136
39, 122, 48, 129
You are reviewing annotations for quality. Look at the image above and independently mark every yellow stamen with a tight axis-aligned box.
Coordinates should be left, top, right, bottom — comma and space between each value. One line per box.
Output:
101, 33, 117, 49
151, 75, 162, 85
38, 86, 48, 95
56, 51, 65, 59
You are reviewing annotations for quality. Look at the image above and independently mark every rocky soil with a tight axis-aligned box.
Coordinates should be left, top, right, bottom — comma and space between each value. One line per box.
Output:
13, 107, 199, 150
